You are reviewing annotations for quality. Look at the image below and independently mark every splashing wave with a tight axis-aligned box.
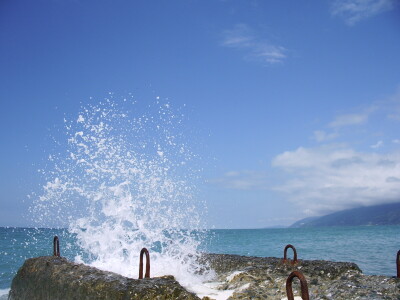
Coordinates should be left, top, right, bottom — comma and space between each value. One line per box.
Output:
31, 95, 212, 289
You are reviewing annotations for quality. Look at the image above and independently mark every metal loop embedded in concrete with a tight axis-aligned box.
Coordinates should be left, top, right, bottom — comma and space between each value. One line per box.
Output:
283, 244, 298, 265
139, 248, 150, 279
53, 236, 60, 257
286, 270, 309, 300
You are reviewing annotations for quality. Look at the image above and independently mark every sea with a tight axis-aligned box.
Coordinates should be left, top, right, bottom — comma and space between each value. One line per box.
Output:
1, 225, 399, 298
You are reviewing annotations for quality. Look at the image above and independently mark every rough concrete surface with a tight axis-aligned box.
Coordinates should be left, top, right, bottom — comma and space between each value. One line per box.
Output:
9, 256, 200, 300
9, 254, 400, 299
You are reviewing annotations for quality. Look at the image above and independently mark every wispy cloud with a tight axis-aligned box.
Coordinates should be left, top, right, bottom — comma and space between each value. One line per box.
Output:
221, 24, 287, 64
313, 130, 339, 142
209, 170, 269, 190
329, 111, 370, 128
386, 88, 400, 120
370, 140, 384, 148
331, 0, 396, 25
312, 108, 372, 143
272, 145, 400, 215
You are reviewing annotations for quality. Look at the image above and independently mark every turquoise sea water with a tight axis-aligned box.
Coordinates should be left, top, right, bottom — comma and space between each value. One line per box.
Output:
1, 225, 399, 293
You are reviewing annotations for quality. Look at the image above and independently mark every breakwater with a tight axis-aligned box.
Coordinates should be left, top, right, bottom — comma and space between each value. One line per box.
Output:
202, 253, 399, 299
8, 256, 199, 300
8, 253, 400, 300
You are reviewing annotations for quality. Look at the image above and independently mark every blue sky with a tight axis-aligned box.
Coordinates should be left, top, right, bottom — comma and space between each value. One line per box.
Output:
0, 0, 399, 228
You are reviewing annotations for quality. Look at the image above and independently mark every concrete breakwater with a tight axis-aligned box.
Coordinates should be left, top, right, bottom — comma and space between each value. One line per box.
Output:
202, 253, 400, 299
9, 254, 400, 300
8, 256, 199, 300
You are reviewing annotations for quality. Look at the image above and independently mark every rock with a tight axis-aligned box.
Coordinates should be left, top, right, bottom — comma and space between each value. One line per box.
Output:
9, 256, 200, 300
199, 254, 400, 300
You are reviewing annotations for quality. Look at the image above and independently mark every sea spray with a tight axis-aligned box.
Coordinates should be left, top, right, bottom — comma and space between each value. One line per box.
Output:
30, 94, 213, 289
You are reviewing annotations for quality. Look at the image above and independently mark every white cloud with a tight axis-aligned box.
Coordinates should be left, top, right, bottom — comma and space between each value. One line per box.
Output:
329, 112, 369, 128
222, 24, 254, 47
313, 107, 373, 144
210, 87, 400, 220
331, 0, 396, 25
272, 145, 400, 215
387, 89, 400, 120
313, 130, 339, 142
370, 140, 384, 148
209, 170, 268, 190
274, 88, 400, 216
221, 24, 287, 64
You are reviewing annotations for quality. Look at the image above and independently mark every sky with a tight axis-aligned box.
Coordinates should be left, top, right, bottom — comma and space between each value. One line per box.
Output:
0, 0, 400, 229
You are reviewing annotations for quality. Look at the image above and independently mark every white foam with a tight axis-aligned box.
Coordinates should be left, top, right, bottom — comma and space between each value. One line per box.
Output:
226, 270, 243, 281
188, 279, 254, 300
0, 289, 9, 297
188, 281, 235, 300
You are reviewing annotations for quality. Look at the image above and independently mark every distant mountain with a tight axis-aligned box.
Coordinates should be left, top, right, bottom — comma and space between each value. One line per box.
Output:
290, 202, 400, 228
290, 216, 320, 228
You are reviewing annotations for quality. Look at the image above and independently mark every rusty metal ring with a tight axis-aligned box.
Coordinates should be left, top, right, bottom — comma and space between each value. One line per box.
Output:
53, 236, 60, 257
286, 271, 310, 300
139, 248, 150, 279
283, 244, 298, 265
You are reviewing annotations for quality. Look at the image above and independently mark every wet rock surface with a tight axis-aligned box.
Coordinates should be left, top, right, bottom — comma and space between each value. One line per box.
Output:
9, 254, 400, 299
9, 256, 200, 300
200, 253, 400, 300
